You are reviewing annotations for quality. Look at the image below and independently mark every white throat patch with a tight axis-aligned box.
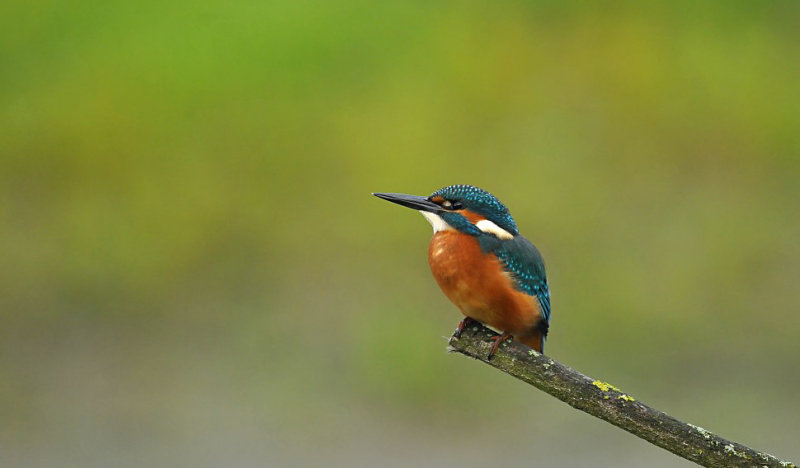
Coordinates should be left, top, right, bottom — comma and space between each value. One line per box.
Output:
419, 211, 453, 233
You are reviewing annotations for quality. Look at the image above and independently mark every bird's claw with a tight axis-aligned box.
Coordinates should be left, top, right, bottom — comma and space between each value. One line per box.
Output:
487, 332, 513, 361
452, 317, 477, 339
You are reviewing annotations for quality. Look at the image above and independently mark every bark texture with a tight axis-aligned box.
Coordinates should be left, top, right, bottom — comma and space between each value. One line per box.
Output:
448, 323, 795, 468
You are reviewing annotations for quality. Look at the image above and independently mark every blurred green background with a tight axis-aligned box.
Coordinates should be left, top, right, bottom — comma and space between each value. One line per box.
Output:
2, 1, 799, 466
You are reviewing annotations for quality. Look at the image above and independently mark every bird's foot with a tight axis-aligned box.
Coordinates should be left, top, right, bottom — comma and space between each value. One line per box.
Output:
452, 317, 478, 339
487, 332, 513, 361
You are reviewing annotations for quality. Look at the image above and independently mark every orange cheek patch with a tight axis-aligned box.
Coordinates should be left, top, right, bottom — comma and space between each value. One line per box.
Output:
461, 210, 486, 225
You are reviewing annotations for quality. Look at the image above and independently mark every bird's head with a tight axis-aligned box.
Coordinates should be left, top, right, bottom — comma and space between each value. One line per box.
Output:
373, 184, 518, 239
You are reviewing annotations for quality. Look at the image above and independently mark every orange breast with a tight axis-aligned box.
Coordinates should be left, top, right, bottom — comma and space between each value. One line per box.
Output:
427, 231, 543, 344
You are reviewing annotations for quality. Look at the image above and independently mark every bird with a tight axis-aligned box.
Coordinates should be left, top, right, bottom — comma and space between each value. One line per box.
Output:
373, 184, 550, 359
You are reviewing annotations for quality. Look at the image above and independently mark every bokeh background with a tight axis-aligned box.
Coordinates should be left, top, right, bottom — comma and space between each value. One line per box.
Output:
2, 1, 799, 466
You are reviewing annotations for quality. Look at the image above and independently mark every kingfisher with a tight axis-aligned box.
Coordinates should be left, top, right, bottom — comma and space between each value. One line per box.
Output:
373, 184, 551, 359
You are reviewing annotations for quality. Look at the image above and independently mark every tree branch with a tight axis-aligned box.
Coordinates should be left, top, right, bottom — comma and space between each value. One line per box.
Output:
447, 323, 795, 468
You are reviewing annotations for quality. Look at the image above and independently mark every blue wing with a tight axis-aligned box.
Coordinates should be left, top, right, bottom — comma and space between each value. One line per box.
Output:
480, 235, 551, 325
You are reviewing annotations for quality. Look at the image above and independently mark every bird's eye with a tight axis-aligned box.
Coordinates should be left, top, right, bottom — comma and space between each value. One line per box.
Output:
441, 200, 463, 210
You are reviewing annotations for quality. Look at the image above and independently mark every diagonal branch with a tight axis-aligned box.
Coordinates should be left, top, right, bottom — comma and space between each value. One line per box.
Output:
447, 323, 795, 468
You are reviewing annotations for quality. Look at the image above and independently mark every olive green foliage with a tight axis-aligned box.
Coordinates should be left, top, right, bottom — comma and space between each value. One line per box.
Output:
1, 1, 798, 466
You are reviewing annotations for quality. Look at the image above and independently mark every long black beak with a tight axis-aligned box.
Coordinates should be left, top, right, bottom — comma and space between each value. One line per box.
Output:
372, 192, 443, 213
